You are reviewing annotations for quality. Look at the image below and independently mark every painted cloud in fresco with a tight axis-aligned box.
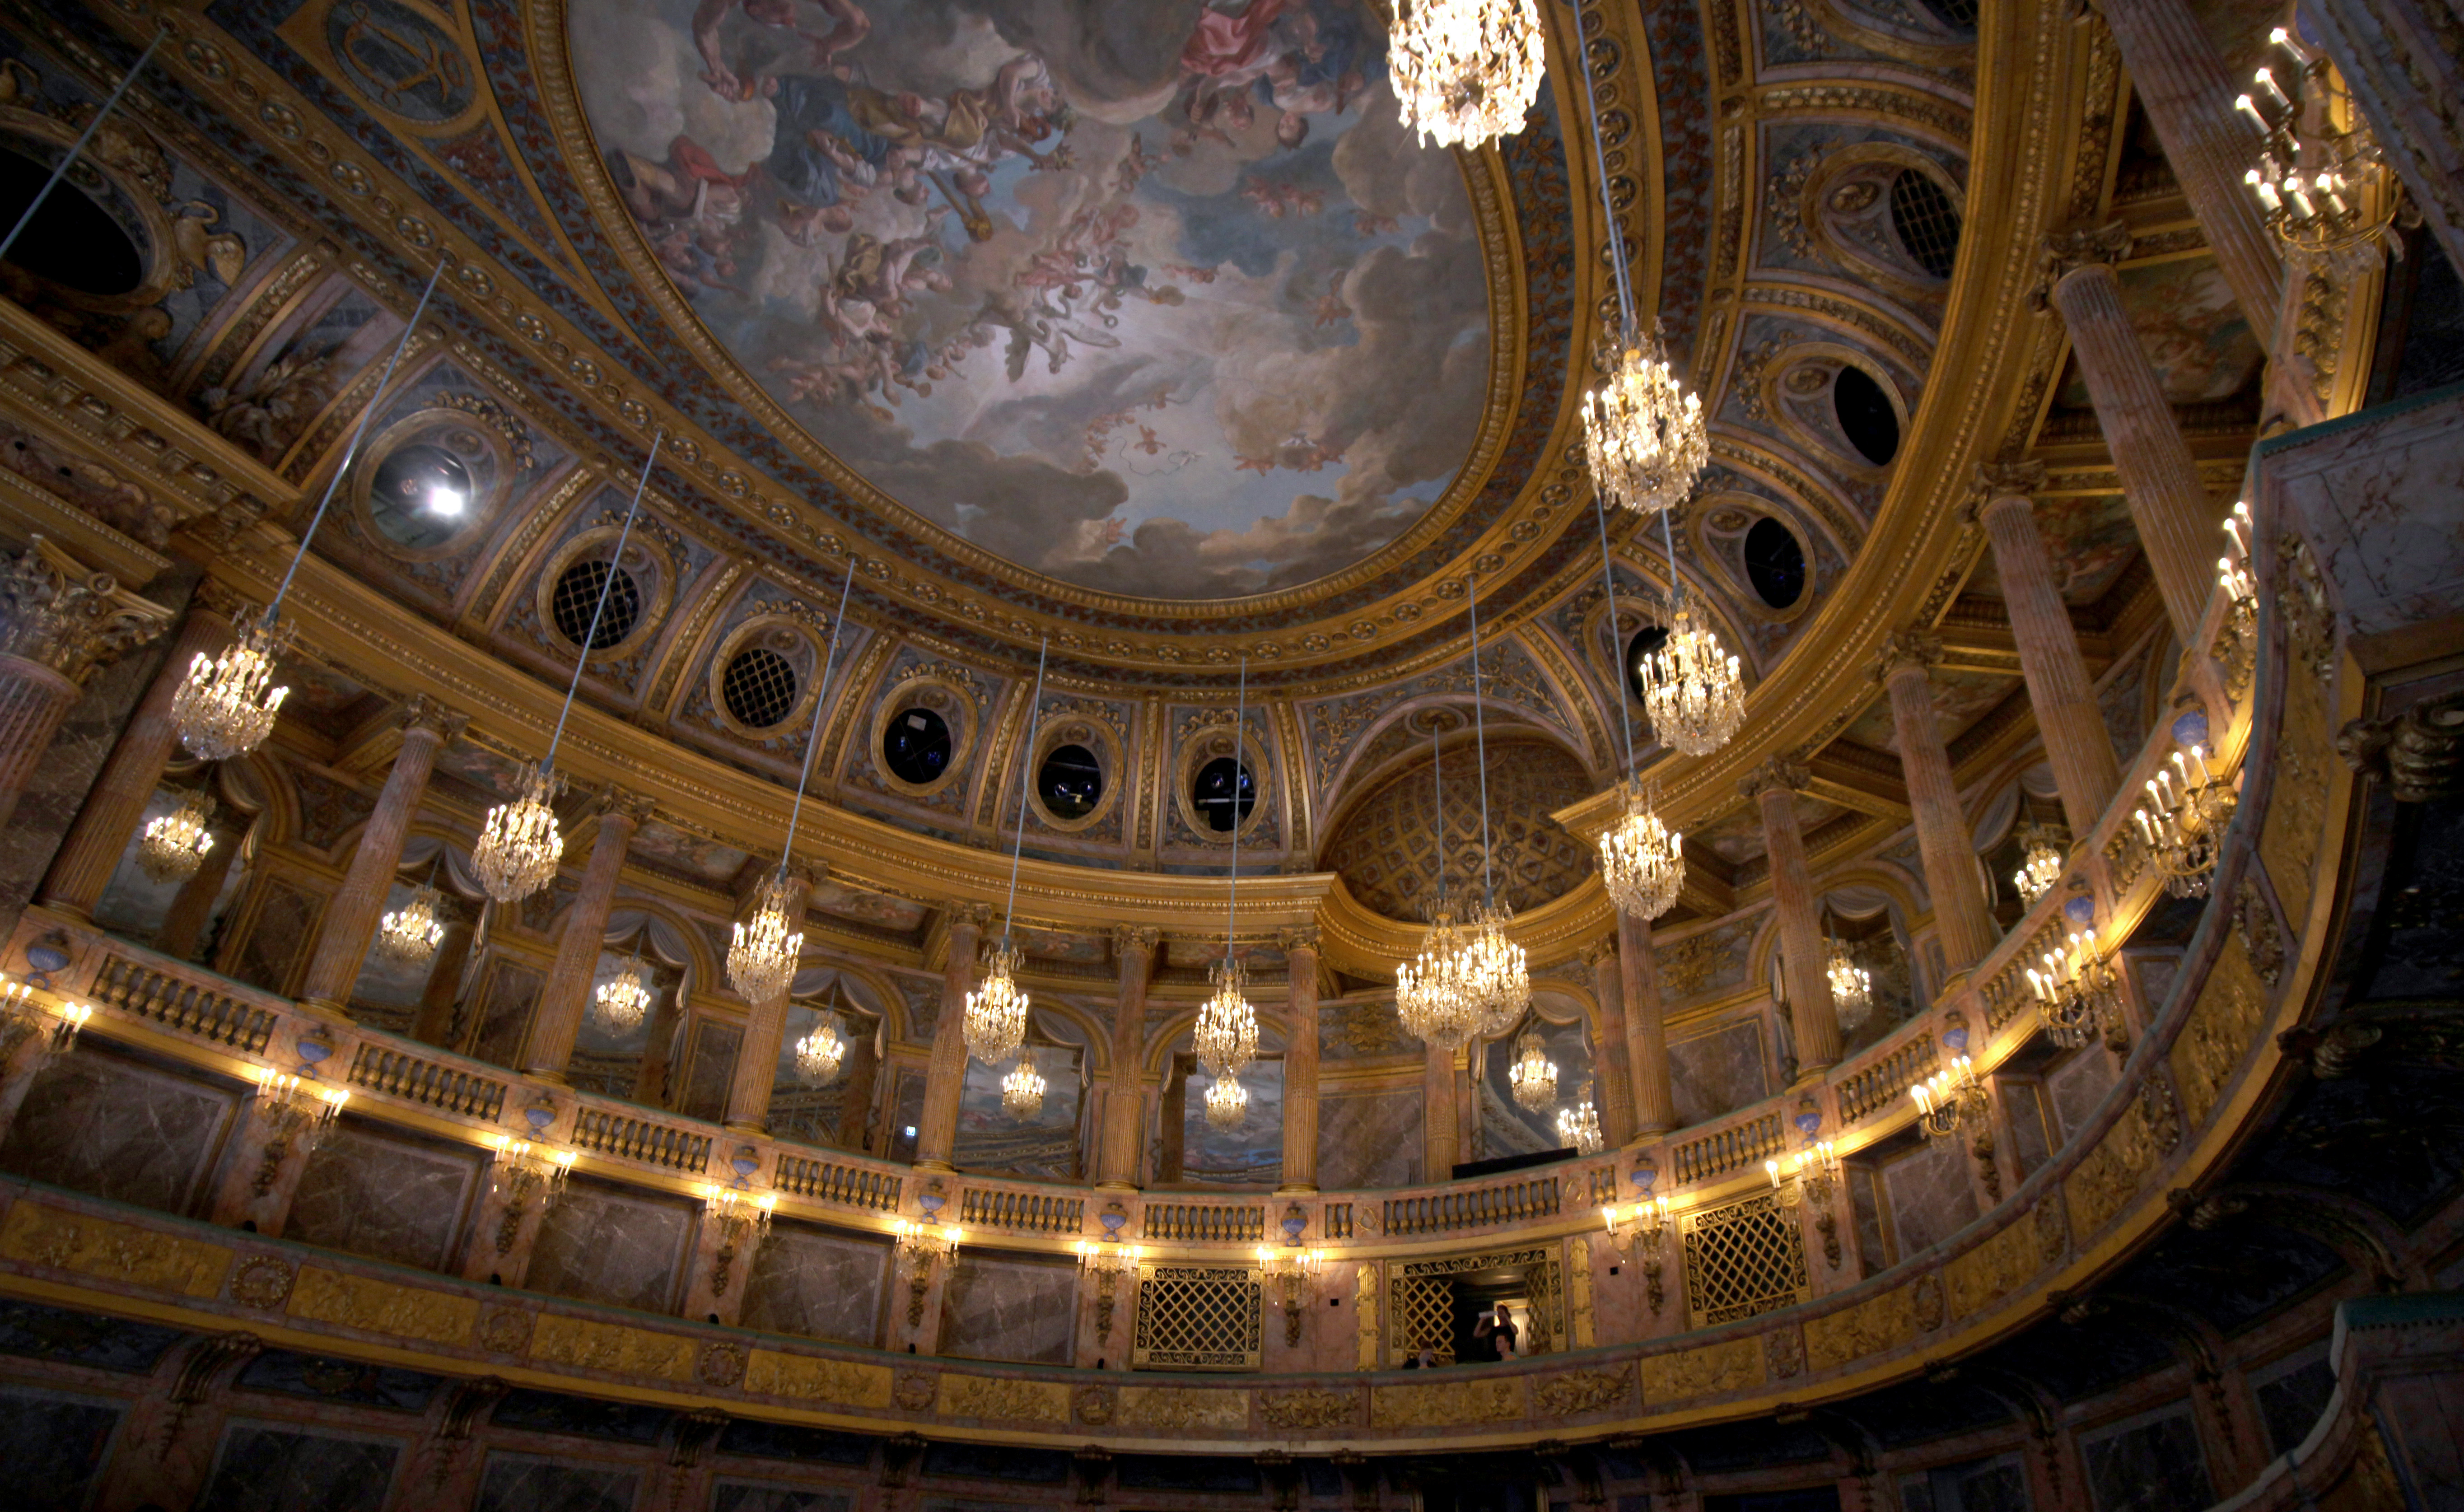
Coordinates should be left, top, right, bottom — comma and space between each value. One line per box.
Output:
576, 0, 1490, 600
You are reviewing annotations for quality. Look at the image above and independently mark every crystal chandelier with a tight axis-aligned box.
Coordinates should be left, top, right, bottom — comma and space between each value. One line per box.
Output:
1387, 0, 1544, 150
1556, 1085, 1603, 1154
2029, 929, 2120, 1050
136, 788, 216, 884
1599, 784, 1683, 921
472, 759, 565, 904
1396, 909, 1485, 1052
1825, 935, 1872, 1031
2134, 744, 2236, 899
170, 259, 449, 762
375, 883, 448, 966
1639, 606, 1746, 756
1582, 334, 1709, 517
594, 950, 653, 1034
1197, 957, 1259, 1079
2012, 823, 2065, 905
1459, 574, 1531, 1031
728, 871, 804, 1004
1508, 1026, 1557, 1111
795, 1011, 846, 1082
1001, 1052, 1046, 1118
970, 635, 1051, 1067
2236, 29, 2395, 257
1204, 1072, 1248, 1131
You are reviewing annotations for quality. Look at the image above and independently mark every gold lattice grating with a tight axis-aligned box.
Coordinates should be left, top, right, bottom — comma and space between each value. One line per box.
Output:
1131, 1264, 1262, 1371
1388, 1274, 1456, 1364
1387, 1245, 1561, 1364
1681, 1191, 1810, 1327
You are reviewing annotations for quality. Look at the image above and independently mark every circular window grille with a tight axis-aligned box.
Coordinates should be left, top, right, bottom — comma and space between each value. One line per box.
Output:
1888, 171, 1963, 280
550, 559, 642, 650
722, 646, 799, 729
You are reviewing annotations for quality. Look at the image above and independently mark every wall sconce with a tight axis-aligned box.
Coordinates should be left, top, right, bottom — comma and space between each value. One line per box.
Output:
2135, 744, 2236, 899
1911, 1059, 1989, 1139
2029, 929, 2122, 1051
1602, 1196, 1670, 1315
1073, 1236, 1144, 1341
249, 1067, 349, 1197
0, 977, 90, 1061
1254, 1243, 1323, 1347
1767, 1141, 1843, 1270
489, 1111, 575, 1257
703, 1182, 776, 1298
892, 1218, 962, 1327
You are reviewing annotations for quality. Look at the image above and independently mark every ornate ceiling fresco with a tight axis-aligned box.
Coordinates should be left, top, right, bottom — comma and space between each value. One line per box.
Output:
575, 0, 1496, 601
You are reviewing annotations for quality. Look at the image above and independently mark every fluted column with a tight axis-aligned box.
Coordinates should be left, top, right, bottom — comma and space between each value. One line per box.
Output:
1614, 912, 1677, 1134
1097, 925, 1158, 1188
2041, 228, 2222, 641
1743, 757, 1842, 1078
1972, 465, 2123, 834
914, 903, 989, 1171
408, 912, 475, 1047
723, 863, 817, 1132
295, 698, 467, 1017
1278, 926, 1321, 1191
2091, 0, 2284, 342
0, 537, 170, 829
40, 593, 236, 919
523, 789, 654, 1080
1422, 1041, 1460, 1181
1582, 938, 1636, 1147
1878, 629, 2003, 975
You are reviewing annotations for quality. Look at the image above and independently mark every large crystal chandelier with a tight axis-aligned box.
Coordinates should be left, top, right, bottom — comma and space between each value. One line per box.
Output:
1395, 722, 1481, 1051
1638, 606, 1746, 756
375, 882, 448, 966
970, 635, 1051, 1067
728, 872, 804, 1005
1197, 657, 1262, 1079
137, 788, 216, 884
1001, 1052, 1046, 1118
1204, 1072, 1248, 1131
594, 948, 653, 1033
1582, 334, 1709, 518
1557, 1084, 1603, 1154
171, 259, 448, 762
2012, 823, 2065, 905
1459, 574, 1531, 1030
1508, 1027, 1557, 1111
1825, 935, 1872, 1031
1599, 784, 1683, 920
796, 1010, 846, 1082
1388, 0, 1545, 150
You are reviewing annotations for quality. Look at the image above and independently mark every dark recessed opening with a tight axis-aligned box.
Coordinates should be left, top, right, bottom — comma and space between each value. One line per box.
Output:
721, 646, 799, 728
1889, 169, 1963, 280
1833, 366, 1900, 466
368, 443, 476, 550
1624, 624, 1671, 703
1191, 755, 1255, 833
1918, 0, 1979, 27
1038, 742, 1103, 820
550, 559, 641, 650
1743, 518, 1807, 609
884, 706, 952, 786
0, 148, 144, 296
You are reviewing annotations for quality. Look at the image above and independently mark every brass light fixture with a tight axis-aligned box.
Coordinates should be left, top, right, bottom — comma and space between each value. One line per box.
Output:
1395, 725, 1484, 1052
1825, 932, 1872, 1031
488, 1118, 576, 1257
1638, 605, 1747, 757
247, 1067, 350, 1197
2029, 928, 2121, 1050
1204, 1071, 1249, 1131
376, 855, 450, 968
1910, 1057, 1990, 1139
1074, 1233, 1143, 1341
2012, 823, 2066, 905
1601, 1189, 1671, 1314
702, 1180, 776, 1298
891, 1214, 963, 1327
2135, 744, 2237, 899
1459, 574, 1531, 1036
1194, 656, 1259, 1087
173, 258, 450, 762
1255, 1238, 1324, 1346
966, 638, 1049, 1068
1508, 1025, 1558, 1111
2236, 28, 2396, 258
1387, 0, 1545, 150
1000, 1051, 1046, 1118
136, 788, 216, 885
1557, 1083, 1603, 1154
0, 977, 89, 1061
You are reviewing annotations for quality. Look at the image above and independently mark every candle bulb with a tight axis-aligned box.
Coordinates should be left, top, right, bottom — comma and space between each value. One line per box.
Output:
2189, 744, 2213, 784
2235, 93, 2269, 131
2248, 170, 2283, 211
1765, 1158, 1782, 1189
2255, 68, 2293, 111
2270, 25, 2311, 63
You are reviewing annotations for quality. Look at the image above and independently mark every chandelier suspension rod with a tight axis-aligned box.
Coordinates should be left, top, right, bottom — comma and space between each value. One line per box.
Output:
1224, 654, 1246, 965
1466, 572, 1496, 910
269, 256, 453, 620
544, 431, 661, 767
1657, 495, 1686, 611
1568, 14, 1638, 347
998, 636, 1049, 952
776, 553, 859, 883
0, 23, 167, 267
1593, 494, 1639, 783
1431, 720, 1446, 914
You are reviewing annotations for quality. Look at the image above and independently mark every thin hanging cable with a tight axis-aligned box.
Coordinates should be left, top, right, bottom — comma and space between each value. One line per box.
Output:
1224, 655, 1246, 963
0, 24, 167, 266
1594, 494, 1639, 782
1569, 14, 1637, 346
1431, 722, 1446, 913
998, 637, 1050, 949
544, 431, 661, 765
1658, 499, 1685, 611
775, 554, 859, 882
1467, 573, 1497, 909
270, 257, 453, 619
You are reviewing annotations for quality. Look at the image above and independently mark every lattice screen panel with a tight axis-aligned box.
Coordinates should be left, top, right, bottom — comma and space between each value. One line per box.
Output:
1386, 1245, 1561, 1364
1387, 1274, 1456, 1364
1681, 1191, 1810, 1327
1131, 1264, 1261, 1371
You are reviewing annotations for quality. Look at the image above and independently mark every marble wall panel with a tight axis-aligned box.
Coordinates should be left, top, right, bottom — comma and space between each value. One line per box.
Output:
2046, 1049, 2118, 1143
228, 876, 325, 998
0, 1386, 120, 1512
1669, 1019, 1771, 1128
2256, 1355, 2337, 1456
715, 1421, 878, 1464
236, 1349, 445, 1412
0, 1298, 183, 1372
1316, 1088, 1422, 1189
475, 1452, 640, 1512
285, 1120, 481, 1273
677, 1016, 744, 1124
0, 1046, 237, 1216
2002, 1079, 2053, 1179
737, 1222, 889, 1347
1848, 1164, 1890, 1278
2081, 1404, 2213, 1512
937, 1251, 1076, 1365
524, 1177, 693, 1314
194, 1424, 400, 1512
716, 1484, 855, 1512
1881, 1136, 1979, 1258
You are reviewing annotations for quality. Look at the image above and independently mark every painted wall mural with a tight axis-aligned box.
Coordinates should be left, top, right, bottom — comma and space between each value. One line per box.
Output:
576, 0, 1490, 599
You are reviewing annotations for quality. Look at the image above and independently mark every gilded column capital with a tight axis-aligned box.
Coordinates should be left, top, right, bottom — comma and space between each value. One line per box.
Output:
2031, 220, 2132, 308
585, 784, 660, 826
1876, 625, 1946, 683
0, 536, 172, 685
1274, 924, 1321, 956
1739, 755, 1811, 802
1962, 460, 2050, 522
1579, 936, 1620, 975
945, 900, 994, 934
1111, 924, 1162, 958
190, 577, 257, 624
396, 693, 471, 743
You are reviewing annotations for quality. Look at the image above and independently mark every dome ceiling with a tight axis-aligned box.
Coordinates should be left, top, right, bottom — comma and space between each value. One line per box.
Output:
573, 0, 1495, 602
1321, 734, 1595, 922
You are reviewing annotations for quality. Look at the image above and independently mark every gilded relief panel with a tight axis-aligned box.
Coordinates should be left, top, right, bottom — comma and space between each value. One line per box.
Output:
1641, 1337, 1767, 1401
2169, 936, 2267, 1130
1943, 1218, 2039, 1318
1801, 1284, 1916, 1372
2259, 654, 2332, 929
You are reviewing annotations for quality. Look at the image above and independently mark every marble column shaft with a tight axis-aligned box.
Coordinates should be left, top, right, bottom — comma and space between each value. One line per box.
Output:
523, 794, 650, 1079
1583, 940, 1637, 1147
631, 985, 684, 1106
913, 908, 987, 1170
1881, 638, 2002, 974
724, 873, 814, 1132
1746, 760, 1842, 1075
1279, 929, 1322, 1190
2046, 252, 2221, 640
1977, 483, 2123, 832
409, 916, 476, 1048
1615, 910, 1677, 1135
296, 700, 463, 1014
40, 605, 231, 919
0, 537, 170, 831
1422, 1041, 1459, 1180
0, 658, 79, 831
1097, 927, 1157, 1187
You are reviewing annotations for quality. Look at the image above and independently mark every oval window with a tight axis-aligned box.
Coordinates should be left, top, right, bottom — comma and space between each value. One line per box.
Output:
1038, 742, 1103, 820
1744, 518, 1807, 609
884, 706, 952, 786
1833, 367, 1900, 466
1888, 170, 1962, 280
1191, 755, 1254, 833
550, 559, 641, 649
367, 443, 476, 550
721, 646, 799, 729
0, 149, 143, 296
1624, 624, 1671, 703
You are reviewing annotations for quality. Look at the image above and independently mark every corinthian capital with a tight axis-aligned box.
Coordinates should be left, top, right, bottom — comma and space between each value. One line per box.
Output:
396, 693, 471, 742
1962, 459, 2049, 523
0, 536, 172, 684
1111, 924, 1162, 958
1274, 924, 1321, 956
2032, 221, 2131, 307
1739, 755, 1811, 801
1876, 625, 1945, 682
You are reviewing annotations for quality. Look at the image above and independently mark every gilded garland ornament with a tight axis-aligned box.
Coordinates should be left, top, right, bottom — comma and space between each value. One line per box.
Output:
136, 789, 215, 884
1387, 0, 1545, 150
375, 883, 448, 967
1508, 1026, 1557, 1111
1000, 1052, 1046, 1118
